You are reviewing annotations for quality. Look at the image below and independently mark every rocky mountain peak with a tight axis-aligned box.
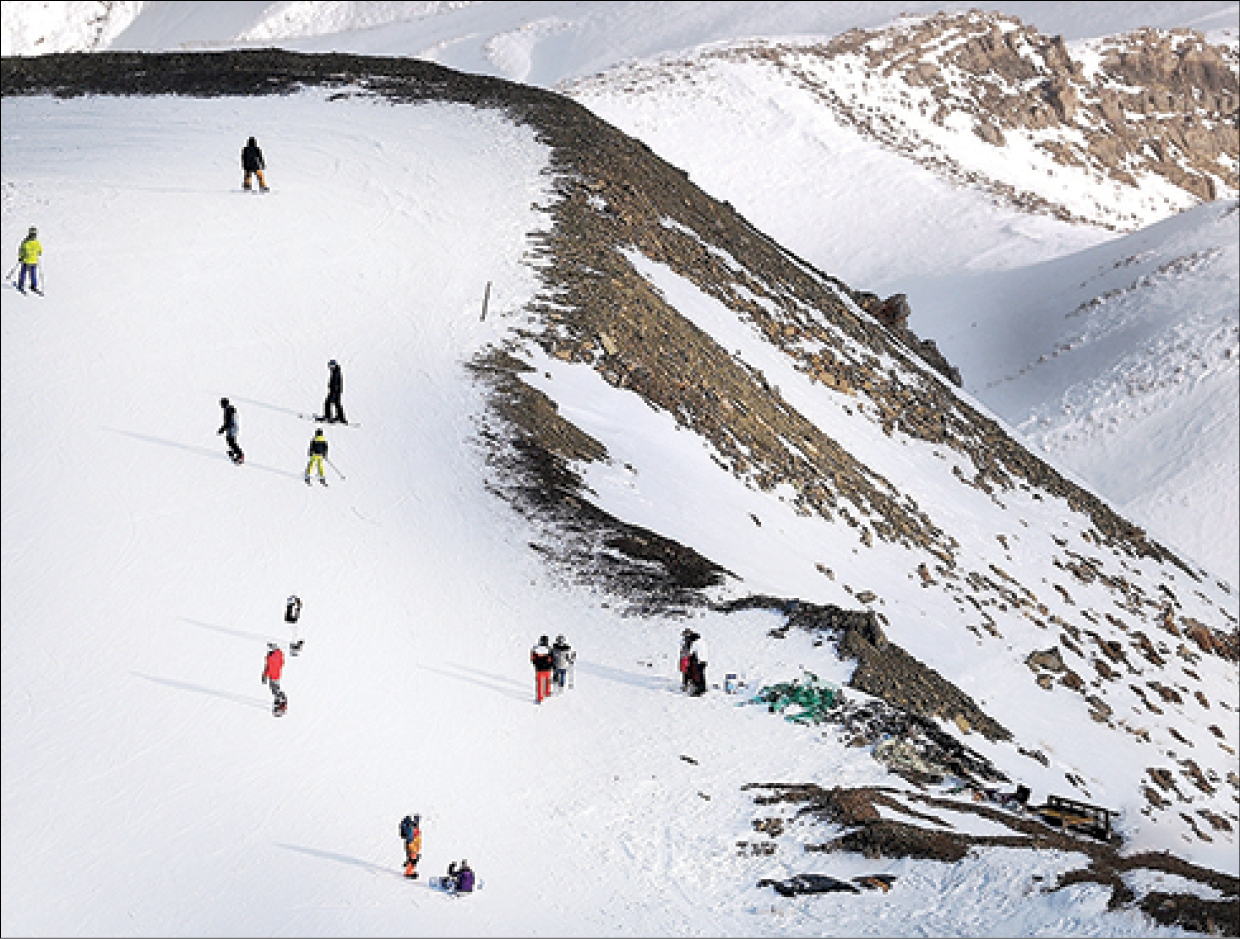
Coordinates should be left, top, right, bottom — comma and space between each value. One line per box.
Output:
673, 9, 1238, 230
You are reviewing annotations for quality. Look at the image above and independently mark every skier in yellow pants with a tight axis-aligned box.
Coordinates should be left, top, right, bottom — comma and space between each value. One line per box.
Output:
305, 428, 329, 486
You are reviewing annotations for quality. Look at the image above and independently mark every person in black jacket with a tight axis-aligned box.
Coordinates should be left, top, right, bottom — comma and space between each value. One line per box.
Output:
322, 359, 347, 424
241, 137, 268, 192
218, 397, 244, 464
304, 428, 329, 486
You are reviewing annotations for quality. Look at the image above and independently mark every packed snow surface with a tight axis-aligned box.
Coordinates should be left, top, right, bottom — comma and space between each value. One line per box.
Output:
3, 80, 1235, 939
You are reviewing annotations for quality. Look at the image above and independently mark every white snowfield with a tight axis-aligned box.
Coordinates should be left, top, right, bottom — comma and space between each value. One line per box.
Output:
2, 79, 1236, 939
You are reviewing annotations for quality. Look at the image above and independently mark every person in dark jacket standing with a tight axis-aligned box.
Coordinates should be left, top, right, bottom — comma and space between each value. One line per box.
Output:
218, 397, 244, 464
685, 629, 709, 697
304, 428, 328, 486
678, 629, 693, 692
530, 635, 554, 704
241, 136, 268, 192
321, 359, 347, 424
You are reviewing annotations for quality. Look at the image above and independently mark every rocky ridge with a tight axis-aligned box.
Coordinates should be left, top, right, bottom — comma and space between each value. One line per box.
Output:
563, 10, 1238, 232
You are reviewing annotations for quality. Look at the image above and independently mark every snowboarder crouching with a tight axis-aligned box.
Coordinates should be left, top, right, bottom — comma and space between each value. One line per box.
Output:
399, 814, 422, 879
446, 860, 475, 894
530, 635, 554, 704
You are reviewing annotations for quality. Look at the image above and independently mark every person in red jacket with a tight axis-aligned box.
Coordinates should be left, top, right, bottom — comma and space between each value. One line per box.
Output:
262, 642, 287, 715
530, 635, 554, 704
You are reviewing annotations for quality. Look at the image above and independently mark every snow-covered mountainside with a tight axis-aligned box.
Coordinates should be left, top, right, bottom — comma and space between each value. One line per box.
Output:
561, 8, 1240, 581
3, 47, 1238, 938
3, 5, 1236, 578
568, 11, 1239, 232
913, 198, 1240, 581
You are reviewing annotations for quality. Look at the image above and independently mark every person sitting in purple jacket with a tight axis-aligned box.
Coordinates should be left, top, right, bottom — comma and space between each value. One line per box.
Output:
447, 859, 475, 893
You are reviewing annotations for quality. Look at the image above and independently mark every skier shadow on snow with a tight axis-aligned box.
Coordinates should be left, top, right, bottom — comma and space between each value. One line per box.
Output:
181, 616, 274, 645
419, 662, 530, 703
108, 428, 303, 479
574, 659, 666, 692
229, 396, 302, 418
275, 843, 401, 879
132, 671, 269, 711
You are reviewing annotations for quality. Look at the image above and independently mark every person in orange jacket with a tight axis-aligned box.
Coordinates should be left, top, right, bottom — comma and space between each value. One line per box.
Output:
530, 635, 554, 704
399, 815, 422, 879
262, 642, 287, 715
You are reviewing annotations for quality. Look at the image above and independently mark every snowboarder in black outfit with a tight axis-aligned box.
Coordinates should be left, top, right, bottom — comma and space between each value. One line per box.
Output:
218, 397, 244, 464
241, 136, 269, 192
286, 595, 303, 655
321, 359, 347, 424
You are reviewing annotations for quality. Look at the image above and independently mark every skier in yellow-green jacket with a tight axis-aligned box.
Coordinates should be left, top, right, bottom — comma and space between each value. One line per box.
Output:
304, 428, 329, 486
15, 227, 42, 295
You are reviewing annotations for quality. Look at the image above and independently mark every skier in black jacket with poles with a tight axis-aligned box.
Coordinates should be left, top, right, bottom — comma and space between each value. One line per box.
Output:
321, 359, 347, 424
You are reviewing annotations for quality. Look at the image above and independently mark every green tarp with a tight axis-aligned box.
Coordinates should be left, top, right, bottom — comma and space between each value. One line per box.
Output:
748, 670, 844, 725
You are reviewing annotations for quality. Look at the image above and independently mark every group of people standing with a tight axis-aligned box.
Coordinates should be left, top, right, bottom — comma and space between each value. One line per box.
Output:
679, 628, 709, 696
215, 358, 345, 482
529, 634, 576, 704
529, 630, 713, 702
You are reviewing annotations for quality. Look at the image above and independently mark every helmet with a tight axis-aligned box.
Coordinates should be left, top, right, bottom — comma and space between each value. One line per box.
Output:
268, 642, 279, 651
220, 397, 230, 407
315, 427, 324, 435
539, 635, 549, 645
28, 227, 37, 235
328, 359, 338, 366
412, 814, 420, 826
555, 634, 566, 644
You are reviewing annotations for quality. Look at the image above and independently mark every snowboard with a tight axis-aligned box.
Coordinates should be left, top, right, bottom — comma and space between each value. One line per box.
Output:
298, 413, 360, 428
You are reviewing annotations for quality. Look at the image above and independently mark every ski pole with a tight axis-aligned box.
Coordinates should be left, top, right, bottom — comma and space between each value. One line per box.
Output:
4, 261, 17, 282
480, 280, 492, 322
326, 456, 346, 480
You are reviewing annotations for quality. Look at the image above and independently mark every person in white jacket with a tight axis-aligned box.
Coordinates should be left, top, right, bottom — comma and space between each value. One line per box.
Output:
684, 629, 709, 696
